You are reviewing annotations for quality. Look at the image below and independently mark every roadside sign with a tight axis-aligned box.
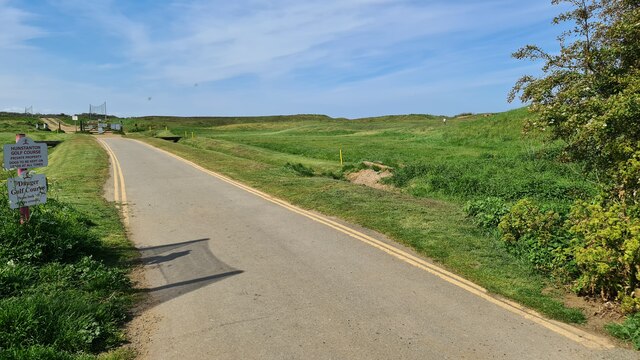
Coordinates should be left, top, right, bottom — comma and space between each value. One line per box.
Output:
7, 174, 47, 209
3, 137, 48, 170
72, 115, 78, 121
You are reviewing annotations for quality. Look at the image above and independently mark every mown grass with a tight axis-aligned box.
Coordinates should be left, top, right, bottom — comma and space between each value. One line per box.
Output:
0, 114, 70, 172
46, 136, 135, 260
130, 108, 589, 323
0, 115, 135, 360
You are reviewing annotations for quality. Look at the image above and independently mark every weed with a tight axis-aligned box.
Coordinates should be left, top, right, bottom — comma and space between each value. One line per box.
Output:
606, 313, 640, 350
0, 195, 101, 264
463, 197, 509, 230
498, 198, 575, 277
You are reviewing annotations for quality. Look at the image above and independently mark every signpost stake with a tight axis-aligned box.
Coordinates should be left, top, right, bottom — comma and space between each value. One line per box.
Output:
15, 134, 30, 223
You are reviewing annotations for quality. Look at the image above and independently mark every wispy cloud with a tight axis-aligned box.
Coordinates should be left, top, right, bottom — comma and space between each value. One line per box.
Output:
0, 0, 45, 49
52, 0, 557, 86
0, 0, 564, 116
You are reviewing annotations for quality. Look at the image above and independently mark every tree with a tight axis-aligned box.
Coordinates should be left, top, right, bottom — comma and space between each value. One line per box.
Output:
509, 0, 640, 177
509, 0, 640, 302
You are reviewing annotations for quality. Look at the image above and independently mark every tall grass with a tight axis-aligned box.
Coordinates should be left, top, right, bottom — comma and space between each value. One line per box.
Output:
0, 184, 132, 359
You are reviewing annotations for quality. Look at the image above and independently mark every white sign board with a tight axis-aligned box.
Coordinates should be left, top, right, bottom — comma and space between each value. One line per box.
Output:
111, 123, 121, 131
72, 115, 78, 121
7, 174, 47, 209
3, 137, 48, 170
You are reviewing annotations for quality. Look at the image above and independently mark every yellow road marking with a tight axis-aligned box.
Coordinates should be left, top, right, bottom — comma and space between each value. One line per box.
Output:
98, 139, 129, 227
134, 139, 614, 350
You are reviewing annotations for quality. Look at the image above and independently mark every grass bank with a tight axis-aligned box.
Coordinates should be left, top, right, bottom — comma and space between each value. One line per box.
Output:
133, 107, 590, 322
0, 130, 135, 359
46, 136, 135, 259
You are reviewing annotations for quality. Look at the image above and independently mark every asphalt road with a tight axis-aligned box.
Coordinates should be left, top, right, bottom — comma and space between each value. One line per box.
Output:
100, 137, 636, 360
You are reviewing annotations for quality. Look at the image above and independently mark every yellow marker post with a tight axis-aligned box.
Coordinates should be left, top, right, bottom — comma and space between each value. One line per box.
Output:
340, 149, 343, 166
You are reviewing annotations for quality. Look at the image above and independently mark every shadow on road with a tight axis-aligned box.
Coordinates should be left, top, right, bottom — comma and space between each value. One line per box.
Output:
136, 238, 243, 306
143, 271, 244, 293
140, 250, 191, 265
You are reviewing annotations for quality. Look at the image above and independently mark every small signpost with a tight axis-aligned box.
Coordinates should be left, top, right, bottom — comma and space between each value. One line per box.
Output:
72, 115, 78, 132
7, 174, 47, 209
3, 137, 48, 170
3, 134, 49, 223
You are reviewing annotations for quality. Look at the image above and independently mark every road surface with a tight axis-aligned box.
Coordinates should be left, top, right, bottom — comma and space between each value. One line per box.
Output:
99, 137, 636, 360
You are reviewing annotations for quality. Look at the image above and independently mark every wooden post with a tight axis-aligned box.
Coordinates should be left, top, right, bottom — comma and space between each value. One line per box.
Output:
340, 149, 343, 166
16, 134, 30, 224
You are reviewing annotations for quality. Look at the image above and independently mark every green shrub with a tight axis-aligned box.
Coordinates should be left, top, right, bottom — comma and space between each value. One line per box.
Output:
567, 199, 640, 299
498, 199, 574, 276
606, 313, 640, 350
0, 190, 100, 264
389, 161, 592, 203
620, 295, 640, 314
463, 197, 509, 230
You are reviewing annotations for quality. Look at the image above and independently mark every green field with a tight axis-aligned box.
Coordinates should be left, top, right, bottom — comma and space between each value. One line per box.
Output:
126, 108, 595, 324
123, 109, 594, 208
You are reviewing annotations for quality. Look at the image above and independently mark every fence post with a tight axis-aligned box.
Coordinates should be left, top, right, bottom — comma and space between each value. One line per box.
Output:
15, 134, 30, 224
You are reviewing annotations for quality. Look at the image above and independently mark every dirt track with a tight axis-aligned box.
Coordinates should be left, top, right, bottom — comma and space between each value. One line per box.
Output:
40, 117, 76, 133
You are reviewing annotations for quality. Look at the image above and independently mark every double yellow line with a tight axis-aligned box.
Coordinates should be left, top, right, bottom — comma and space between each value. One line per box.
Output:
134, 139, 612, 350
98, 139, 130, 227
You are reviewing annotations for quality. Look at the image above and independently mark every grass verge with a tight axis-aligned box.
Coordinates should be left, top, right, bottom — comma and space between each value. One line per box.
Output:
0, 134, 135, 359
607, 314, 640, 350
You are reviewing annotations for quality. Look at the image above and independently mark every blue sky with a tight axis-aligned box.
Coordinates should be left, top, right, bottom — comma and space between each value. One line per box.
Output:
0, 0, 566, 118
